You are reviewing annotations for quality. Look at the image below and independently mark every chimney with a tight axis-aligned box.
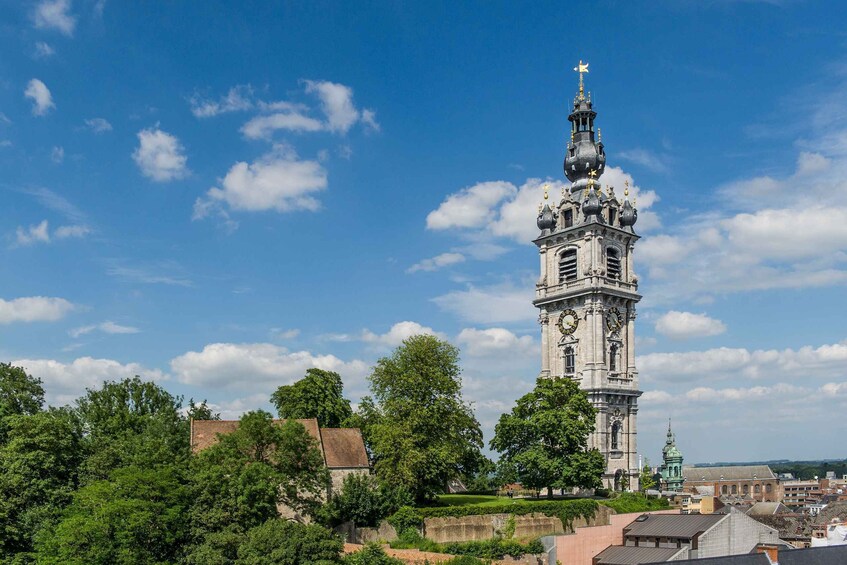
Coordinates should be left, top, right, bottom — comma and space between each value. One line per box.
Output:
755, 543, 780, 564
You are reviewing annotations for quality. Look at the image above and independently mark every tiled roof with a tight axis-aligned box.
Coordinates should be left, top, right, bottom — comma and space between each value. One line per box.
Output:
683, 465, 775, 482
320, 428, 369, 468
746, 502, 788, 516
645, 553, 771, 565
779, 545, 847, 565
624, 513, 723, 539
190, 418, 369, 470
594, 545, 684, 564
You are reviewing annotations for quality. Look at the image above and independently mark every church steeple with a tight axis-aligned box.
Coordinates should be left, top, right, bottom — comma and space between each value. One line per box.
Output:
564, 61, 606, 195
661, 418, 684, 492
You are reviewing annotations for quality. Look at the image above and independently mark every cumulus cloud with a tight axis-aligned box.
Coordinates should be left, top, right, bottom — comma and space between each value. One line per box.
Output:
24, 79, 55, 116
170, 342, 369, 389
190, 85, 254, 118
14, 357, 166, 406
303, 79, 378, 133
32, 0, 76, 36
69, 321, 140, 338
132, 127, 189, 182
361, 321, 445, 347
193, 144, 326, 219
241, 109, 324, 139
0, 296, 75, 323
456, 327, 535, 358
407, 252, 465, 273
84, 117, 112, 133
427, 181, 517, 231
654, 310, 726, 340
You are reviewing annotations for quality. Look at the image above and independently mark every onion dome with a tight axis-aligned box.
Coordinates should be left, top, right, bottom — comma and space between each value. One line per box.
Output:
620, 184, 638, 229
563, 61, 606, 195
582, 184, 601, 218
537, 203, 555, 231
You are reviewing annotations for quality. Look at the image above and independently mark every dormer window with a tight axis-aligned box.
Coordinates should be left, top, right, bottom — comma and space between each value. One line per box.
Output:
563, 209, 574, 228
559, 249, 578, 282
607, 248, 621, 279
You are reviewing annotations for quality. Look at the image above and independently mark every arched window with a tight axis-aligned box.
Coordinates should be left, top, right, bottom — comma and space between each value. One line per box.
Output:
766, 484, 773, 494
611, 421, 621, 450
732, 485, 738, 495
609, 343, 619, 372
564, 347, 575, 374
721, 485, 728, 495
606, 247, 621, 279
559, 249, 578, 282
743, 484, 749, 495
755, 484, 761, 493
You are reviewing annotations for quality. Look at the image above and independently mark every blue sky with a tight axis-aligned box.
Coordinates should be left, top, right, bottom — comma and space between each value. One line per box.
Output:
1, 0, 846, 464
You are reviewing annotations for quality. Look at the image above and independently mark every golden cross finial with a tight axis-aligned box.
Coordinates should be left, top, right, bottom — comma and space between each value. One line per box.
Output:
588, 169, 598, 179
542, 183, 549, 200
624, 179, 630, 197
573, 60, 589, 100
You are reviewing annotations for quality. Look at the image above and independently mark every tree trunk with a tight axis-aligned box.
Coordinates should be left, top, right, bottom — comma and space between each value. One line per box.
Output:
547, 486, 553, 499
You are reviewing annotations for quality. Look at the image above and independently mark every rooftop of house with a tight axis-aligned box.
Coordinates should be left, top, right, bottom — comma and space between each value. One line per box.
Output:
190, 418, 369, 469
593, 545, 685, 564
683, 465, 776, 482
623, 513, 724, 540
650, 545, 847, 565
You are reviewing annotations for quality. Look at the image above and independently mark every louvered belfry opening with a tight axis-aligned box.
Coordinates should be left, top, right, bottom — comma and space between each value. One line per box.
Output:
559, 249, 578, 282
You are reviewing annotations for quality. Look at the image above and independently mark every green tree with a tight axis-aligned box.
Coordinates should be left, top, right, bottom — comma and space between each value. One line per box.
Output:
360, 335, 483, 503
0, 363, 45, 444
235, 519, 343, 565
75, 376, 188, 481
639, 461, 656, 493
343, 543, 403, 565
188, 398, 220, 421
490, 377, 604, 497
271, 368, 352, 428
322, 473, 412, 528
34, 464, 189, 565
186, 411, 329, 560
0, 408, 82, 559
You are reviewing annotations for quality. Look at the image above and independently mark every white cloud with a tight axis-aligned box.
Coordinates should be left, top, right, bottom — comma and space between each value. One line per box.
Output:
427, 181, 516, 230
360, 321, 445, 347
190, 85, 254, 118
13, 357, 166, 406
170, 342, 369, 389
132, 127, 189, 182
432, 280, 535, 324
55, 224, 90, 239
240, 110, 324, 139
271, 328, 301, 340
407, 252, 465, 273
654, 310, 726, 340
32, 0, 76, 36
69, 321, 140, 338
16, 220, 50, 246
33, 41, 55, 58
0, 296, 75, 324
638, 339, 847, 384
456, 327, 535, 358
194, 144, 327, 217
84, 117, 112, 133
51, 146, 64, 163
303, 79, 377, 133
24, 79, 55, 116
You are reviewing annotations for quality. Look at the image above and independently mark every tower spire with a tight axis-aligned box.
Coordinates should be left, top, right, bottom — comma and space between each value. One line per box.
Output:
564, 60, 606, 196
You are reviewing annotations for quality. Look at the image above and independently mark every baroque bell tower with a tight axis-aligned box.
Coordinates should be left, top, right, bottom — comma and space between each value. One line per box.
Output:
533, 62, 642, 491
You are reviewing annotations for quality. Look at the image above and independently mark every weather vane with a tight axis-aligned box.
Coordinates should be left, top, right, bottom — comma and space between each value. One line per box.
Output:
573, 60, 589, 100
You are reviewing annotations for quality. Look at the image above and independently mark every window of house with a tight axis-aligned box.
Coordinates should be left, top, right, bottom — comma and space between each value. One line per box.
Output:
755, 484, 761, 493
743, 485, 749, 495
607, 247, 621, 279
564, 347, 575, 374
559, 249, 578, 282
732, 485, 738, 495
722, 485, 728, 495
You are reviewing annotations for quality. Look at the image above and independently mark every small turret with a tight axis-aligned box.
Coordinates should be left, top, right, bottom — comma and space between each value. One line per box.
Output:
620, 181, 638, 229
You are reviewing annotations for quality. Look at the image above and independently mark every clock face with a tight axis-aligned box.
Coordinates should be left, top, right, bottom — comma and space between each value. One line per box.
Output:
606, 307, 624, 331
557, 309, 579, 335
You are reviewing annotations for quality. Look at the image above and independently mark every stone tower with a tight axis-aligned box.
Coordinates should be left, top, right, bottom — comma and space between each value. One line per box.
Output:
533, 63, 642, 491
660, 419, 684, 492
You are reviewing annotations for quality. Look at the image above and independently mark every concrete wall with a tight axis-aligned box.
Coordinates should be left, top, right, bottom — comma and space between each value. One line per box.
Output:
337, 521, 398, 545
552, 509, 679, 565
423, 513, 565, 544
697, 509, 780, 558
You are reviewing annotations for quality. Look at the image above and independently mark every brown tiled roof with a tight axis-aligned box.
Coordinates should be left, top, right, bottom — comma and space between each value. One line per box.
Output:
320, 428, 369, 468
190, 418, 369, 469
683, 465, 775, 482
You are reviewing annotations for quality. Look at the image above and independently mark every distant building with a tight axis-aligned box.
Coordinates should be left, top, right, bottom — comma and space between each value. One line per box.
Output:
592, 508, 780, 563
680, 494, 723, 515
190, 418, 370, 520
683, 465, 780, 504
659, 420, 684, 492
782, 480, 822, 509
645, 544, 847, 565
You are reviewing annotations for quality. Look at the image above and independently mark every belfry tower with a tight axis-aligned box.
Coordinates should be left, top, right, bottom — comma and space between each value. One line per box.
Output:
533, 62, 642, 491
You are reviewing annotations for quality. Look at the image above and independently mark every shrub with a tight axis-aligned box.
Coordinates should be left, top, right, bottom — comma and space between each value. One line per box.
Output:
386, 505, 423, 533
324, 474, 413, 528
442, 538, 543, 559
343, 543, 403, 565
235, 519, 343, 565
602, 492, 668, 514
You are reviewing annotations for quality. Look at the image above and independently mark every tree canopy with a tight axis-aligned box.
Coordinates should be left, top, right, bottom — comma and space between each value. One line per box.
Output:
490, 376, 604, 496
0, 363, 45, 443
359, 335, 483, 502
271, 368, 352, 428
